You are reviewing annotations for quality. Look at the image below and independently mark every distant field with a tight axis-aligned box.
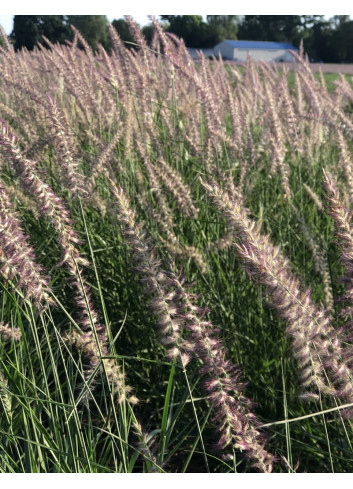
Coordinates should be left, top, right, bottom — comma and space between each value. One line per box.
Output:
227, 60, 353, 74
225, 60, 353, 91
304, 63, 353, 74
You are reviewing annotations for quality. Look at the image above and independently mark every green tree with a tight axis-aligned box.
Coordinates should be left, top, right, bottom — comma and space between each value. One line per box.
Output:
67, 15, 110, 51
161, 15, 240, 48
330, 15, 350, 28
142, 25, 154, 45
160, 15, 205, 47
206, 15, 238, 44
111, 18, 153, 48
235, 15, 353, 62
11, 15, 70, 50
301, 17, 334, 61
238, 16, 303, 45
330, 18, 353, 62
111, 18, 134, 46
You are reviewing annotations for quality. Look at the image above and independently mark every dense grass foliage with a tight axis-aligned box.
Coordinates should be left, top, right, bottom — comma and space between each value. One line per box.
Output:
1, 19, 353, 473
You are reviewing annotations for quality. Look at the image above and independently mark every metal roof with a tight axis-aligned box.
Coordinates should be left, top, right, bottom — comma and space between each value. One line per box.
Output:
220, 40, 298, 50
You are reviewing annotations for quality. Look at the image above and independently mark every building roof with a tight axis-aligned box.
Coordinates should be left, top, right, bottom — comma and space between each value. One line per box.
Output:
219, 40, 298, 50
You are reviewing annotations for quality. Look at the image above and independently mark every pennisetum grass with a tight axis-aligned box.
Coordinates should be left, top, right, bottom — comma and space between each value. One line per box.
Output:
110, 178, 275, 472
200, 177, 353, 406
1, 17, 353, 472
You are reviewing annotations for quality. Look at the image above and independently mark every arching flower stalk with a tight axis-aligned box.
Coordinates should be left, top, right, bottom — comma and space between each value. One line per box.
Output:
110, 179, 275, 472
0, 182, 54, 309
0, 122, 131, 403
200, 178, 353, 403
47, 96, 87, 198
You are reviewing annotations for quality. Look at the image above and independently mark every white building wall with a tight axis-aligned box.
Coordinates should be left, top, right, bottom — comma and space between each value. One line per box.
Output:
187, 48, 215, 59
214, 42, 234, 60
233, 48, 295, 62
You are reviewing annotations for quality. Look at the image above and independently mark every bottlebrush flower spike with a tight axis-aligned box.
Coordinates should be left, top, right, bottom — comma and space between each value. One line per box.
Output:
322, 169, 353, 411
0, 120, 132, 401
110, 180, 182, 354
0, 119, 88, 270
47, 96, 87, 199
200, 177, 350, 402
323, 169, 353, 310
170, 275, 275, 473
0, 182, 54, 309
110, 179, 274, 472
0, 322, 21, 342
153, 157, 199, 219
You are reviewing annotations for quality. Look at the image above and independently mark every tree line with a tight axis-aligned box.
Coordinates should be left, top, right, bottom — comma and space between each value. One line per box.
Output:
3, 15, 353, 63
